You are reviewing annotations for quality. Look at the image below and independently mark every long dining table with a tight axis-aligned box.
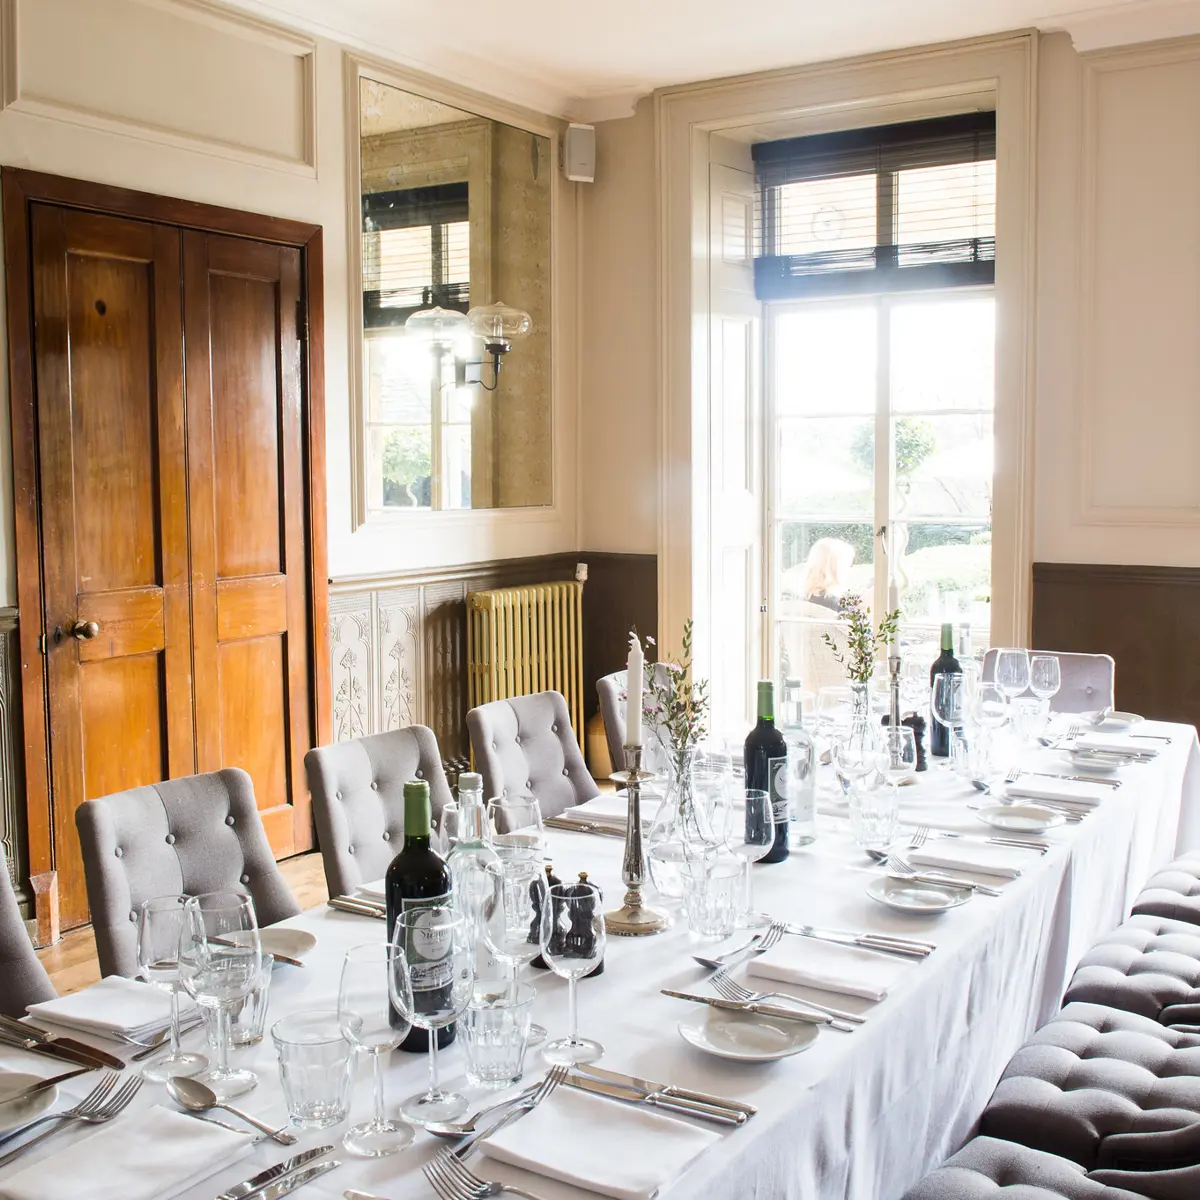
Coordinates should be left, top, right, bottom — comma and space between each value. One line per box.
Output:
2, 720, 1199, 1200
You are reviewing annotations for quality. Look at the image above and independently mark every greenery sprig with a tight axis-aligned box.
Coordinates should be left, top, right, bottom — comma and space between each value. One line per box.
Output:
823, 593, 901, 685
633, 619, 710, 783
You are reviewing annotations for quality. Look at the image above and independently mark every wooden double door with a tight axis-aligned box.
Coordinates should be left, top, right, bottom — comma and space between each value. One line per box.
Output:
4, 172, 329, 930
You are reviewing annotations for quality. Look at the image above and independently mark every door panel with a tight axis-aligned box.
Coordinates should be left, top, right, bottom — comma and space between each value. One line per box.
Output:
31, 206, 192, 927
184, 231, 313, 859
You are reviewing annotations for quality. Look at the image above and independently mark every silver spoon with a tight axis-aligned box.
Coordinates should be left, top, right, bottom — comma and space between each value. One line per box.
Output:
424, 1081, 541, 1138
691, 934, 761, 971
167, 1076, 297, 1144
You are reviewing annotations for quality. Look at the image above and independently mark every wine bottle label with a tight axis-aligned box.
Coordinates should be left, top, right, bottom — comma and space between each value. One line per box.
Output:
401, 892, 453, 991
768, 757, 790, 823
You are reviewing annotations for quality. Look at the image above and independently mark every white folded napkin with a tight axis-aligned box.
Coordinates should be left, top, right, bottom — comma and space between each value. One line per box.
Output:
482, 1084, 719, 1200
1005, 778, 1107, 809
27, 975, 181, 1040
0, 1104, 252, 1200
746, 938, 910, 1002
1074, 732, 1159, 757
907, 841, 1026, 879
569, 794, 663, 821
355, 880, 386, 903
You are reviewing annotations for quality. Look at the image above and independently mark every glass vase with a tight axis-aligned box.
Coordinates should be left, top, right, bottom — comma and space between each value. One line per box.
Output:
646, 748, 714, 902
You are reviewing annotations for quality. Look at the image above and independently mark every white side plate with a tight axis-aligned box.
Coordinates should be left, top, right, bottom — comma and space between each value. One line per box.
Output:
866, 876, 970, 913
260, 928, 317, 960
677, 1008, 818, 1062
0, 1072, 57, 1132
975, 804, 1065, 833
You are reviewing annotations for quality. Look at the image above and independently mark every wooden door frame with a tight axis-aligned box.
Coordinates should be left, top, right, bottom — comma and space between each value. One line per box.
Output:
1, 168, 331, 931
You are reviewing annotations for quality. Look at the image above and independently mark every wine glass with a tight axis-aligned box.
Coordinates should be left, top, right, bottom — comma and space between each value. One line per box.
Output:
337, 943, 413, 1156
481, 857, 549, 1045
486, 797, 545, 863
688, 750, 732, 848
877, 725, 917, 800
137, 895, 207, 1082
177, 891, 261, 1100
994, 648, 1031, 701
539, 880, 606, 1066
724, 789, 774, 928
832, 726, 879, 798
816, 686, 853, 736
1029, 655, 1061, 704
436, 800, 460, 856
389, 906, 474, 1124
931, 672, 965, 748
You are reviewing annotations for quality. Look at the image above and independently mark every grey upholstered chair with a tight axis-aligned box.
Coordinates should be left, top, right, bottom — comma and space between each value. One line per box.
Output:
978, 1002, 1200, 1171
596, 664, 672, 777
76, 768, 301, 978
304, 726, 452, 899
1132, 855, 1200, 929
901, 1135, 1193, 1199
0, 846, 54, 1017
982, 649, 1115, 714
467, 690, 599, 819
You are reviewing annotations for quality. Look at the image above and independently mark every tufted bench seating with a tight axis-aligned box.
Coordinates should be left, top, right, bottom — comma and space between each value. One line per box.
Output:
1063, 914, 1200, 1030
1132, 855, 1200, 930
978, 1003, 1200, 1169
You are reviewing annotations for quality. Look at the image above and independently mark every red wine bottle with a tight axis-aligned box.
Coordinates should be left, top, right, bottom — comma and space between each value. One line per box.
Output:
387, 779, 455, 1052
744, 680, 789, 863
929, 623, 961, 758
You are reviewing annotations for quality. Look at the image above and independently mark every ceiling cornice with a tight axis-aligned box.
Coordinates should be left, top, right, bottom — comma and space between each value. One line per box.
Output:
1045, 0, 1200, 51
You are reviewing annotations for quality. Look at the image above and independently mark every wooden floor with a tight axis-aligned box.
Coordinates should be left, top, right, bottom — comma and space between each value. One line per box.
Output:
36, 853, 330, 996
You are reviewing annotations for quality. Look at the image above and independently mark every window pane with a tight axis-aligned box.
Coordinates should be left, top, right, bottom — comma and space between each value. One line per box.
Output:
774, 305, 876, 416
778, 417, 874, 519
443, 423, 472, 510
376, 226, 433, 309
893, 521, 990, 652
775, 174, 876, 257
890, 296, 994, 412
369, 425, 432, 509
774, 520, 875, 692
365, 334, 432, 423
446, 220, 470, 284
896, 160, 995, 250
893, 414, 992, 520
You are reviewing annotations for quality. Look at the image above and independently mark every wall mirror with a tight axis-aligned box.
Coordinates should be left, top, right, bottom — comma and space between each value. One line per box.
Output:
358, 76, 553, 512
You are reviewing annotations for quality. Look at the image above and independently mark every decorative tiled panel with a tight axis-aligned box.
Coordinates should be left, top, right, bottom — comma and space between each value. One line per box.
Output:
376, 587, 420, 733
330, 593, 373, 742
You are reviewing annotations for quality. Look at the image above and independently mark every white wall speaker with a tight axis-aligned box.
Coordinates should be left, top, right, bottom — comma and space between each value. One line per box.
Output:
564, 123, 596, 183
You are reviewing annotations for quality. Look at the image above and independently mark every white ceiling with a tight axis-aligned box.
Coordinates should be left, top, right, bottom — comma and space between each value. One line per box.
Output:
224, 0, 1200, 119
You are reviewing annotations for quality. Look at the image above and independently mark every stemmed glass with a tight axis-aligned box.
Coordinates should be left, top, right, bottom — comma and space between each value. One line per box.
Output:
389, 907, 474, 1124
337, 943, 413, 1157
878, 725, 918, 801
1029, 655, 1061, 704
539, 880, 606, 1066
486, 797, 545, 863
931, 673, 966, 762
832, 725, 879, 798
994, 648, 1031, 701
482, 858, 549, 1045
137, 895, 207, 1082
177, 891, 261, 1100
724, 789, 774, 928
689, 749, 733, 848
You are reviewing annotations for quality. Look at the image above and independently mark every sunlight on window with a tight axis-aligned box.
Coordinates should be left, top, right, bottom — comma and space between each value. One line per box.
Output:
776, 174, 876, 257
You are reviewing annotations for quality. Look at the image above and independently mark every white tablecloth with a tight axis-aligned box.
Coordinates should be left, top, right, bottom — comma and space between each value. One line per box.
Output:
2, 721, 1198, 1200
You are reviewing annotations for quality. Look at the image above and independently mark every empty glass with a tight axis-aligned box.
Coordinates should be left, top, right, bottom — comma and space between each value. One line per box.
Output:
224, 952, 273, 1047
833, 726, 879, 797
338, 943, 413, 1156
680, 857, 741, 939
390, 907, 474, 1124
994, 648, 1031, 701
1029, 655, 1061, 704
271, 1010, 354, 1128
486, 797, 545, 863
878, 725, 917, 800
461, 982, 534, 1088
931, 672, 966, 752
849, 776, 898, 851
539, 880, 606, 1066
137, 895, 207, 1082
481, 857, 548, 1046
816, 686, 853, 735
724, 789, 774, 928
177, 891, 261, 1100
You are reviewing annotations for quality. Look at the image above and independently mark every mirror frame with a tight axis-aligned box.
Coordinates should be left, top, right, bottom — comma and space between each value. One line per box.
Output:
344, 52, 564, 529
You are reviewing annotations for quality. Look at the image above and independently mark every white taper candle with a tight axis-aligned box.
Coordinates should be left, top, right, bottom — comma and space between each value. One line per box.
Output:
626, 633, 644, 746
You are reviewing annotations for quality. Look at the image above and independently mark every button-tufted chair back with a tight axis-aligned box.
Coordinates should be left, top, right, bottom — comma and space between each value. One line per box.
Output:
304, 726, 452, 899
596, 664, 673, 777
982, 649, 1115, 714
0, 844, 54, 1016
76, 768, 301, 978
467, 691, 599, 818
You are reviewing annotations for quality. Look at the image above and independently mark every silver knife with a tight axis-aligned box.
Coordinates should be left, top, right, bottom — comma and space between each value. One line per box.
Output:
328, 897, 386, 919
216, 1146, 333, 1200
249, 1159, 340, 1200
0, 1027, 122, 1071
786, 925, 933, 958
889, 872, 1003, 897
1018, 770, 1121, 788
579, 1064, 756, 1116
661, 989, 854, 1031
563, 1072, 744, 1125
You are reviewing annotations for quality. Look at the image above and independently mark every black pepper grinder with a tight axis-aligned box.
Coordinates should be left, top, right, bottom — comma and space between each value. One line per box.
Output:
529, 863, 561, 970
567, 871, 604, 979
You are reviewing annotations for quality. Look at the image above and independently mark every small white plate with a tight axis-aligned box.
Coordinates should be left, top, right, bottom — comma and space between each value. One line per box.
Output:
1094, 712, 1143, 732
0, 1072, 57, 1132
975, 803, 1065, 833
260, 928, 317, 961
677, 1007, 818, 1062
1062, 749, 1125, 773
866, 876, 970, 913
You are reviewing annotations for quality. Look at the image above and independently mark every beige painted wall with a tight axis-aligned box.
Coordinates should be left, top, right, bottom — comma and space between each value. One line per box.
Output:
580, 32, 1200, 585
0, 0, 579, 609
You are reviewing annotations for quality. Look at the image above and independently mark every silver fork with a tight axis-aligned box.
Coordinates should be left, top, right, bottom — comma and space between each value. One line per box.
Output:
908, 825, 930, 849
911, 823, 1048, 854
709, 971, 863, 1027
448, 1065, 567, 1161
426, 1148, 549, 1200
0, 1071, 119, 1149
0, 1073, 143, 1167
886, 851, 1003, 898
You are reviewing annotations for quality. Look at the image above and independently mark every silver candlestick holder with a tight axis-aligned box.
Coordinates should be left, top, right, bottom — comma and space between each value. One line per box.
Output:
604, 744, 670, 936
888, 652, 902, 733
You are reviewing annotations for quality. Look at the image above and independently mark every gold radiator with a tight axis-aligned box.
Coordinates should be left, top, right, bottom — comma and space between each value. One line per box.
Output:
467, 580, 585, 747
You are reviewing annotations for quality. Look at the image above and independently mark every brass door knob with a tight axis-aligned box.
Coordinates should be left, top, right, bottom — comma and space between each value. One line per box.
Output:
71, 620, 99, 640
